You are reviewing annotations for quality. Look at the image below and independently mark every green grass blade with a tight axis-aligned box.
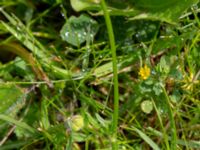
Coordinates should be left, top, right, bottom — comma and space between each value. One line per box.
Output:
100, 0, 119, 149
148, 127, 200, 149
132, 126, 161, 150
162, 86, 177, 150
152, 99, 170, 150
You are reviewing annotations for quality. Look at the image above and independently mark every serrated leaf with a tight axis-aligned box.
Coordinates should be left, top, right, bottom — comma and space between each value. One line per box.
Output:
60, 14, 99, 47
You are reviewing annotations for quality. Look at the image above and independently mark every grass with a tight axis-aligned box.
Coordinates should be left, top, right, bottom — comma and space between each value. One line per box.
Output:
0, 0, 200, 149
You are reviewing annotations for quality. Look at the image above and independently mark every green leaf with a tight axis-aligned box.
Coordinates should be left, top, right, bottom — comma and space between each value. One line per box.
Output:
70, 0, 198, 23
0, 84, 24, 116
60, 14, 99, 47
0, 84, 29, 136
141, 100, 153, 114
131, 0, 199, 23
70, 0, 100, 12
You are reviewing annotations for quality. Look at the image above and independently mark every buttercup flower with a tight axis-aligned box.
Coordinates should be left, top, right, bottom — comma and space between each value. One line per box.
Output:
139, 65, 150, 80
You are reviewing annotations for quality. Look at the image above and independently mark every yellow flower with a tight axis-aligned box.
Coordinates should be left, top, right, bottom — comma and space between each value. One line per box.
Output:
70, 115, 84, 131
139, 65, 150, 80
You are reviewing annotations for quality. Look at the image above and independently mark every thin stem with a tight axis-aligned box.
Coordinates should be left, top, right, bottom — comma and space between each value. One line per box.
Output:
100, 0, 119, 148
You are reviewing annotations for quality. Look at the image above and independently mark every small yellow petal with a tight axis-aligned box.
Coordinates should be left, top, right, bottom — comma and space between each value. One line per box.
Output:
139, 65, 150, 80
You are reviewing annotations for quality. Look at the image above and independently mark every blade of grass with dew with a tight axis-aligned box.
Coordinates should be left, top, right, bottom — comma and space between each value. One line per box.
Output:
1, 9, 139, 81
0, 10, 73, 79
100, 1, 119, 149
0, 9, 49, 60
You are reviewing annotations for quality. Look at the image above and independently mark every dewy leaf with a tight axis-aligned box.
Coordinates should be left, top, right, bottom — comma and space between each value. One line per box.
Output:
0, 84, 24, 117
60, 14, 99, 47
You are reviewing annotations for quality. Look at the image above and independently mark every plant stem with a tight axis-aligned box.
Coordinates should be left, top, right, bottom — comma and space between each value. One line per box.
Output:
100, 0, 119, 148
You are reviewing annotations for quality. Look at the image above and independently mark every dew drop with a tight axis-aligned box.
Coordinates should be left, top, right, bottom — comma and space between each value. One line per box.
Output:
65, 32, 69, 37
61, 12, 65, 19
16, 26, 21, 31
160, 109, 164, 114
90, 34, 94, 38
90, 19, 94, 23
59, 89, 62, 94
77, 33, 82, 38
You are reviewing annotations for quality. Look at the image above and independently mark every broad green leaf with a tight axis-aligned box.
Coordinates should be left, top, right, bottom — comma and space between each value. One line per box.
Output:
70, 0, 139, 16
70, 0, 198, 23
130, 0, 199, 23
0, 84, 24, 116
60, 14, 99, 47
134, 0, 181, 10
0, 84, 28, 137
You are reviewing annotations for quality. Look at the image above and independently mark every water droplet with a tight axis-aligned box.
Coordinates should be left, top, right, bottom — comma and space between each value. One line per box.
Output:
135, 33, 139, 38
90, 19, 94, 23
61, 12, 65, 18
77, 33, 82, 38
65, 32, 69, 37
90, 34, 94, 38
160, 109, 164, 114
16, 26, 20, 31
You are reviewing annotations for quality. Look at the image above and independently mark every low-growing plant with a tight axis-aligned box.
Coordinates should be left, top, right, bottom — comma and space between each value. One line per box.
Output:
0, 0, 199, 149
